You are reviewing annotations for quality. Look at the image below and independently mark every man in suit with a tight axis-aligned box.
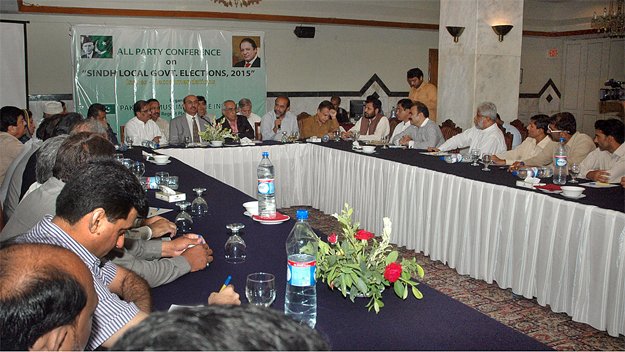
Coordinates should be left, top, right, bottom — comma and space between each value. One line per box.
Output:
216, 100, 254, 141
169, 95, 211, 145
233, 38, 261, 68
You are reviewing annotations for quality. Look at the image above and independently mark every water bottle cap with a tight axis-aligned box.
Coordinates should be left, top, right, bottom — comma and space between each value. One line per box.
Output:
559, 137, 565, 143
262, 151, 269, 157
296, 209, 308, 220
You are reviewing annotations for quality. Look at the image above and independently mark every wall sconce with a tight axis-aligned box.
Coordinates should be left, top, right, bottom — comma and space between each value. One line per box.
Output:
491, 25, 513, 42
446, 26, 465, 43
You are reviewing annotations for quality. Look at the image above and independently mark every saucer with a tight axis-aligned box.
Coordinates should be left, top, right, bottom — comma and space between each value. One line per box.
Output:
562, 193, 586, 199
149, 160, 171, 165
243, 211, 254, 217
362, 150, 376, 154
252, 213, 290, 224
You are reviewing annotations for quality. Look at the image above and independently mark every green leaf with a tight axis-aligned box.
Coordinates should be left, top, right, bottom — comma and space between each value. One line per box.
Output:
393, 281, 404, 298
412, 286, 423, 299
385, 251, 399, 265
354, 276, 368, 294
417, 264, 425, 279
402, 283, 408, 299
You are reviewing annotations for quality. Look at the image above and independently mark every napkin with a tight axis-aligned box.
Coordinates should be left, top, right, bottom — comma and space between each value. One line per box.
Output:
240, 137, 255, 146
142, 151, 153, 159
352, 140, 361, 149
535, 184, 562, 191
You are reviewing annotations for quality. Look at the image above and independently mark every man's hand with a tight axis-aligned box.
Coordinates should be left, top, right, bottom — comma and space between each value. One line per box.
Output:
162, 234, 205, 257
208, 285, 241, 305
399, 135, 412, 146
273, 117, 282, 132
341, 131, 352, 139
146, 218, 176, 238
586, 170, 610, 183
491, 155, 506, 165
329, 109, 337, 120
508, 161, 524, 172
427, 147, 440, 152
181, 243, 214, 272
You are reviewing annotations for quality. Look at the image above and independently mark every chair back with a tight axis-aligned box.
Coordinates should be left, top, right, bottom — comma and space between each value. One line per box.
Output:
504, 131, 513, 150
254, 122, 262, 141
440, 119, 456, 129
441, 125, 462, 140
120, 125, 125, 143
510, 119, 528, 141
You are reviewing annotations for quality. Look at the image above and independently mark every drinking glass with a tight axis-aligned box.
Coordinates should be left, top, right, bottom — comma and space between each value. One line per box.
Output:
155, 172, 169, 187
353, 131, 360, 141
114, 153, 124, 163
334, 129, 341, 142
125, 135, 134, 149
569, 163, 580, 183
382, 135, 390, 149
191, 187, 209, 217
167, 176, 179, 190
184, 136, 191, 147
481, 154, 492, 171
174, 201, 193, 236
281, 131, 288, 143
131, 161, 145, 178
470, 149, 481, 166
225, 223, 246, 264
121, 158, 133, 169
246, 272, 276, 307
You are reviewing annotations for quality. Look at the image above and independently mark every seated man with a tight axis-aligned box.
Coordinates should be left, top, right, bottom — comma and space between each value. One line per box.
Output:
299, 100, 339, 139
331, 95, 349, 124
112, 305, 328, 351
0, 243, 97, 351
389, 99, 414, 145
124, 100, 167, 146
238, 98, 262, 126
261, 96, 299, 141
430, 101, 506, 155
519, 112, 595, 167
169, 95, 211, 145
14, 161, 240, 349
496, 114, 522, 149
1, 133, 208, 288
148, 99, 169, 142
216, 100, 255, 140
342, 96, 390, 142
88, 103, 119, 145
0, 106, 26, 185
492, 114, 555, 166
578, 118, 625, 184
397, 101, 444, 149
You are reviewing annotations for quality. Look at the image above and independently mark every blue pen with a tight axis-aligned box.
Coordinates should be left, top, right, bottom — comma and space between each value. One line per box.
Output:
219, 275, 232, 292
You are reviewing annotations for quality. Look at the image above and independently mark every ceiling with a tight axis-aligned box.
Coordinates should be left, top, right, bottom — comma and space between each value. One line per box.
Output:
0, 0, 610, 32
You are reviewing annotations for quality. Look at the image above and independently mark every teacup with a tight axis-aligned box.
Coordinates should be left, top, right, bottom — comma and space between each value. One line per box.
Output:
153, 155, 170, 164
211, 141, 224, 147
362, 146, 376, 154
243, 201, 259, 216
561, 186, 584, 198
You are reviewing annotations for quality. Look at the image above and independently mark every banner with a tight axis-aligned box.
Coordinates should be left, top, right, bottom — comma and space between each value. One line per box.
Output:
72, 25, 266, 134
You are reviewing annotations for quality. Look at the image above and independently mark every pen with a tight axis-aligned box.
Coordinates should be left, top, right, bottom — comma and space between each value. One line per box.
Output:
219, 275, 232, 292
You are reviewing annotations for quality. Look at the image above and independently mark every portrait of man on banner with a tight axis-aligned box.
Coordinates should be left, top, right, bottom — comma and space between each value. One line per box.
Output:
80, 35, 113, 59
232, 36, 261, 68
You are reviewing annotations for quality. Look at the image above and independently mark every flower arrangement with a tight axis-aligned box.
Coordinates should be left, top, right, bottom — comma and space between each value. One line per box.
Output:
313, 204, 424, 313
198, 120, 237, 142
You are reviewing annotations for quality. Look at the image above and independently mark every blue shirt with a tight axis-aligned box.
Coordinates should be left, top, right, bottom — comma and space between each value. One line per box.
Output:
16, 215, 140, 350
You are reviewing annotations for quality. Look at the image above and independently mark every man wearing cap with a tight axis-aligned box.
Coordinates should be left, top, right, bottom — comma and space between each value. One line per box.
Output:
43, 101, 64, 120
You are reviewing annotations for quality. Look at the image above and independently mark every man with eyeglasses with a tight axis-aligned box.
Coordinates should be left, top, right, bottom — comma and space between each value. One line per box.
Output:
514, 112, 594, 168
216, 100, 254, 141
124, 100, 167, 146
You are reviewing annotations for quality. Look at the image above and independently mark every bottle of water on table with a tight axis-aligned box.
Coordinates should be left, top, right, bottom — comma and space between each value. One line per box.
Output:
553, 137, 568, 185
285, 209, 318, 329
257, 152, 276, 218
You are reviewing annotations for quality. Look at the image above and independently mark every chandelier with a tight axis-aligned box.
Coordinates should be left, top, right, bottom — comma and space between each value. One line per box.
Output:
212, 0, 261, 7
591, 0, 625, 37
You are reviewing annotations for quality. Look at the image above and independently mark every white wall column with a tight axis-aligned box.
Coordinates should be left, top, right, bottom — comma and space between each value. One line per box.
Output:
438, 0, 523, 129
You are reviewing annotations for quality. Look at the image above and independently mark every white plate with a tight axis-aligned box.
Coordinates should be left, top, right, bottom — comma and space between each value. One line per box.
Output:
420, 151, 450, 156
259, 221, 286, 225
148, 160, 171, 165
562, 193, 586, 199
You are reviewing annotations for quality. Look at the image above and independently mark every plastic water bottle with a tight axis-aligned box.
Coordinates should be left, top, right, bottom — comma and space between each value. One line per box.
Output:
285, 209, 318, 329
553, 137, 568, 185
257, 152, 276, 218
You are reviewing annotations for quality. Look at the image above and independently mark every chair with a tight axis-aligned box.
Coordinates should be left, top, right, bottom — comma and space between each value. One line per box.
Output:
441, 125, 462, 141
440, 119, 456, 129
297, 112, 311, 133
504, 131, 513, 150
510, 119, 528, 141
254, 122, 262, 141
120, 125, 125, 144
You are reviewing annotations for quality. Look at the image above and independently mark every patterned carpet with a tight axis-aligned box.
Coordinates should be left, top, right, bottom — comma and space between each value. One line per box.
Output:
280, 206, 625, 351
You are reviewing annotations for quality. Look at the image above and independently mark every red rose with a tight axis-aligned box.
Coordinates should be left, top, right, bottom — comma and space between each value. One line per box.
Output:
328, 233, 338, 244
384, 262, 402, 283
355, 229, 374, 241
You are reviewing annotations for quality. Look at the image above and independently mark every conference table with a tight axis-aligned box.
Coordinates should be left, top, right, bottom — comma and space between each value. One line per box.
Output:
156, 140, 625, 338
128, 146, 550, 350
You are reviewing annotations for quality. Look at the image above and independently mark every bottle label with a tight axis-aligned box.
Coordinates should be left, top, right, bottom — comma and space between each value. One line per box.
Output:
287, 259, 317, 287
258, 178, 275, 195
555, 156, 567, 167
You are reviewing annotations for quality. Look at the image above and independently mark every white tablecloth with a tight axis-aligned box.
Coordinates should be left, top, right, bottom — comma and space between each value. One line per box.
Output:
161, 144, 625, 337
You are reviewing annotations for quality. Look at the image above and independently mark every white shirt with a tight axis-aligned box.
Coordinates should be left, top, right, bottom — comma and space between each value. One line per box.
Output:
390, 120, 411, 145
439, 123, 506, 155
185, 113, 202, 143
502, 122, 522, 149
124, 117, 167, 145
260, 111, 299, 141
247, 112, 262, 126
348, 116, 390, 142
495, 136, 555, 165
579, 144, 625, 183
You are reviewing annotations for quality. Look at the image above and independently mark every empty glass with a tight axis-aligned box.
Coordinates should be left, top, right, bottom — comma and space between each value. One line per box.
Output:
191, 188, 208, 217
184, 136, 191, 147
224, 223, 246, 264
174, 201, 193, 236
353, 131, 360, 141
281, 131, 288, 143
569, 163, 580, 183
246, 272, 276, 307
481, 154, 492, 171
131, 161, 145, 178
167, 176, 179, 190
125, 135, 134, 149
114, 153, 124, 163
470, 149, 481, 166
155, 172, 169, 187
382, 135, 390, 149
121, 158, 133, 169
334, 129, 341, 142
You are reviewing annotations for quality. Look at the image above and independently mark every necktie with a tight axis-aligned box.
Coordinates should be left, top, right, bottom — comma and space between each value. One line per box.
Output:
245, 62, 251, 68
192, 116, 200, 142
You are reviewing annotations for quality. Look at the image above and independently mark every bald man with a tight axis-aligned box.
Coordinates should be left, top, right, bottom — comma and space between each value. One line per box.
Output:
0, 243, 98, 351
